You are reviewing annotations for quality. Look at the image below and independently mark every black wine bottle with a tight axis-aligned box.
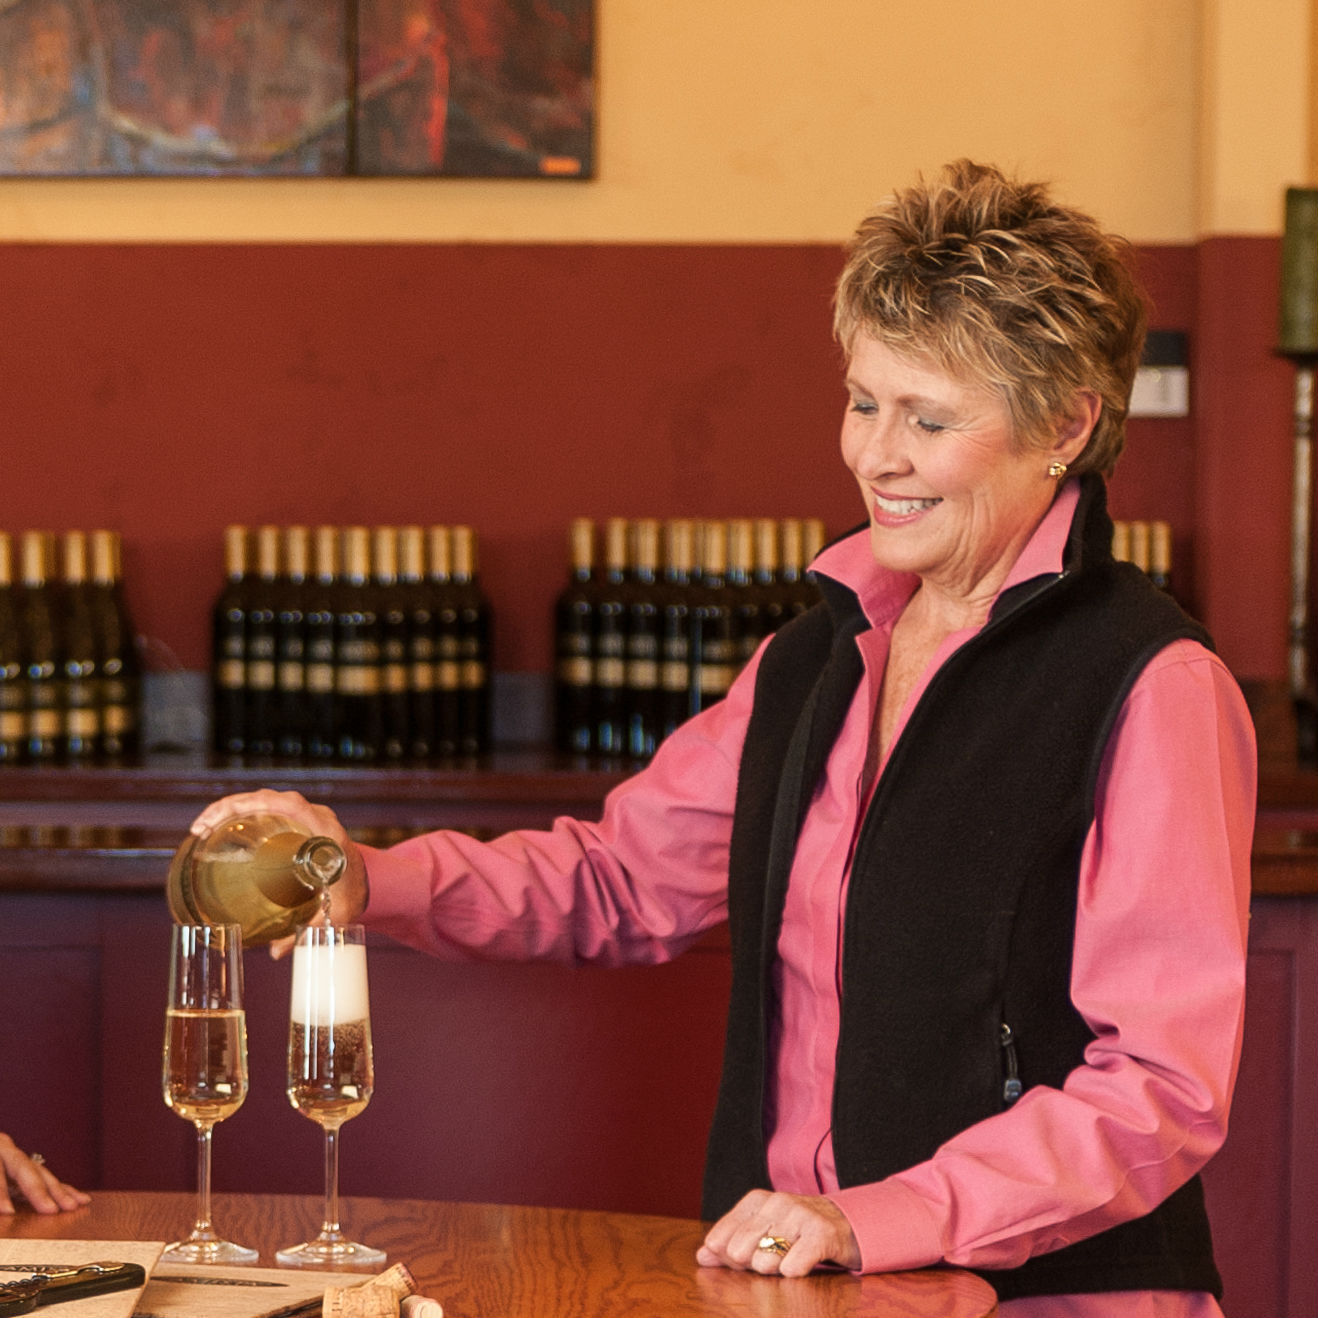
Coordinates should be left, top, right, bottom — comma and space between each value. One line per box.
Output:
691, 520, 737, 714
89, 530, 141, 761
303, 526, 340, 761
429, 525, 461, 758
335, 526, 383, 763
753, 518, 787, 635
451, 526, 492, 756
594, 517, 630, 759
244, 525, 281, 759
19, 531, 63, 763
211, 525, 250, 758
399, 525, 436, 762
0, 533, 25, 763
373, 525, 411, 763
275, 525, 310, 761
659, 519, 695, 740
553, 517, 597, 756
60, 530, 101, 762
726, 518, 764, 664
625, 518, 662, 761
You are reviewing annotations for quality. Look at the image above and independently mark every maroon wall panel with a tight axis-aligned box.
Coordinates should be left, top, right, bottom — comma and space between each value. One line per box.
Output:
0, 240, 1291, 680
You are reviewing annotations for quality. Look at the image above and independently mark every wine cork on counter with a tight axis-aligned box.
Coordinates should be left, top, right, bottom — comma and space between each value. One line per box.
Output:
322, 1263, 418, 1317
401, 1298, 445, 1318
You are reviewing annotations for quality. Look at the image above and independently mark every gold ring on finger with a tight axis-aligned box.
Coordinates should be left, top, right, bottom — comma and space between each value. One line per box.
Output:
756, 1234, 792, 1256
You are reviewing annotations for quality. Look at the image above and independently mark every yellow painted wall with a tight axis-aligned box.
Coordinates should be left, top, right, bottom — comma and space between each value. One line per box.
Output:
0, 0, 1309, 243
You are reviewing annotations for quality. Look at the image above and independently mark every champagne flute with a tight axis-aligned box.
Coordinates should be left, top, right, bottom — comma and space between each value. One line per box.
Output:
161, 923, 258, 1263
277, 924, 385, 1266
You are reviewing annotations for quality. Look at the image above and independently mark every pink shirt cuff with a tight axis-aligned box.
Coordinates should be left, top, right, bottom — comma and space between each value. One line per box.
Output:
829, 1179, 946, 1274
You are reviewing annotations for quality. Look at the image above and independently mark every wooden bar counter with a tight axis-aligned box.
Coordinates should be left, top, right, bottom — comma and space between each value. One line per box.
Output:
0, 1192, 1000, 1317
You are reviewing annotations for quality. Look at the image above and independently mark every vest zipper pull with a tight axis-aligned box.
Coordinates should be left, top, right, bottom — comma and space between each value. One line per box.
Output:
1000, 1022, 1023, 1105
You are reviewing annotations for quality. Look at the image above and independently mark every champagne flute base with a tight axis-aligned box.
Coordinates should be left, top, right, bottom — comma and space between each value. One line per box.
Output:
162, 1237, 259, 1265
275, 1237, 386, 1267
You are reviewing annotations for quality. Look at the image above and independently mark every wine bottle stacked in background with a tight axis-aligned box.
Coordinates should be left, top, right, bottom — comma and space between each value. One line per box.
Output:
275, 526, 310, 761
450, 526, 492, 756
398, 526, 436, 762
1111, 519, 1176, 597
373, 526, 411, 763
691, 520, 737, 715
303, 527, 340, 761
553, 518, 597, 755
19, 531, 62, 763
428, 524, 461, 758
624, 519, 662, 761
211, 525, 250, 758
335, 526, 383, 763
659, 519, 696, 741
244, 525, 281, 759
0, 533, 24, 763
89, 529, 142, 761
593, 518, 630, 759
60, 530, 100, 762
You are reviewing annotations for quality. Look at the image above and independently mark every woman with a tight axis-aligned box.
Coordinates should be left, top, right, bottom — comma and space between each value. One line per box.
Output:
193, 161, 1254, 1315
0, 1134, 89, 1214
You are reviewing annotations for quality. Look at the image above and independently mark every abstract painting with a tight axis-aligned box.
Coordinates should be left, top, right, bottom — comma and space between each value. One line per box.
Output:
0, 0, 593, 177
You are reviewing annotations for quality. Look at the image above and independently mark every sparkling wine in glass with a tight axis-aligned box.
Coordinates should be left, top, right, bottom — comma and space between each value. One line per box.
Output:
277, 924, 385, 1266
161, 923, 258, 1264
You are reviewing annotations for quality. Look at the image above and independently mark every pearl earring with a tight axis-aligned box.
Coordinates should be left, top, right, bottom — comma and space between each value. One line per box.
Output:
1047, 461, 1068, 480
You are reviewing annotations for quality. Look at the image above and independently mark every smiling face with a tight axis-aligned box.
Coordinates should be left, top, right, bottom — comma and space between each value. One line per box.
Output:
841, 335, 1093, 608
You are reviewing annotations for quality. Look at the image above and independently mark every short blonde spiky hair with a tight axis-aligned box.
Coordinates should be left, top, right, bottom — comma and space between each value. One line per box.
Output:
833, 160, 1147, 476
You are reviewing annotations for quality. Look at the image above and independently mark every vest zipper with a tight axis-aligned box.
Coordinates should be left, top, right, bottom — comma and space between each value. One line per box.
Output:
1000, 1022, 1022, 1105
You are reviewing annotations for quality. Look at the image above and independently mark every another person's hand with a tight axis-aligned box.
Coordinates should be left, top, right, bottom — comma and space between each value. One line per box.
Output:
697, 1188, 861, 1277
0, 1135, 90, 1214
187, 789, 369, 954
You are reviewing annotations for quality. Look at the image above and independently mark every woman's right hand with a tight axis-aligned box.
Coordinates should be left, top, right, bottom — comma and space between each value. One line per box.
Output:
187, 789, 370, 954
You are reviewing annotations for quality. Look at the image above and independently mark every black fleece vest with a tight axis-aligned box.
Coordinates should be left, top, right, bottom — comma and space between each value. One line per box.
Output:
701, 478, 1223, 1301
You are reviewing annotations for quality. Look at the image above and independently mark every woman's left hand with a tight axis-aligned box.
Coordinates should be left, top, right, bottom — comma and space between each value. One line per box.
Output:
697, 1189, 861, 1277
0, 1135, 90, 1214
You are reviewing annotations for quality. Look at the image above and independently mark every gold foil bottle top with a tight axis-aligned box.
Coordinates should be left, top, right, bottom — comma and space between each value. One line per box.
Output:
604, 517, 629, 573
223, 525, 249, 580
728, 519, 754, 574
284, 526, 310, 582
1128, 521, 1151, 574
1150, 521, 1172, 578
451, 525, 477, 580
665, 519, 694, 575
399, 526, 425, 582
801, 518, 826, 566
372, 526, 399, 584
426, 526, 451, 581
753, 518, 779, 575
568, 518, 595, 573
779, 518, 803, 573
701, 519, 728, 576
631, 518, 660, 573
62, 530, 89, 585
0, 531, 11, 587
256, 525, 281, 581
342, 526, 371, 584
313, 525, 340, 583
19, 530, 53, 587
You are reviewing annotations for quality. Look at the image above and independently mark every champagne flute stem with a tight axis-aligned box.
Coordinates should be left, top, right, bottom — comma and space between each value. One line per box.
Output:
193, 1121, 216, 1239
322, 1126, 342, 1239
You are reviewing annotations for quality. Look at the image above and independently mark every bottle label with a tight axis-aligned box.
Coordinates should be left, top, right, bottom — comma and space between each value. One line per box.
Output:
383, 662, 408, 694
698, 663, 734, 695
436, 660, 461, 691
595, 657, 626, 688
557, 656, 593, 686
306, 662, 335, 694
338, 638, 380, 664
278, 661, 306, 692
661, 660, 690, 692
247, 659, 276, 691
0, 710, 24, 740
216, 659, 245, 690
627, 658, 659, 690
411, 661, 435, 691
102, 703, 132, 735
29, 706, 61, 736
337, 665, 380, 696
461, 660, 486, 689
65, 706, 99, 737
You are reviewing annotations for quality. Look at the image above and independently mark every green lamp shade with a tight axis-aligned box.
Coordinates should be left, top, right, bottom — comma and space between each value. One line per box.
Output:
1279, 187, 1318, 355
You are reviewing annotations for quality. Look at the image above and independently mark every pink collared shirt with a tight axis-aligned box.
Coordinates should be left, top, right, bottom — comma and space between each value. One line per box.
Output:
361, 483, 1255, 1318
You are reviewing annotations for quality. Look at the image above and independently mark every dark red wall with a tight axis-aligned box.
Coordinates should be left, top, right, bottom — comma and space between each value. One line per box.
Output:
0, 239, 1293, 681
